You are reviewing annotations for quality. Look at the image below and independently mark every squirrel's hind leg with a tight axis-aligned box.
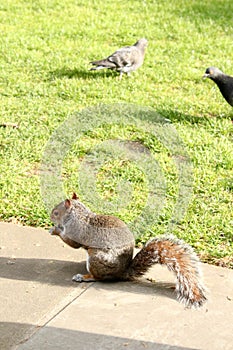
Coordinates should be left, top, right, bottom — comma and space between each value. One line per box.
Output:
72, 273, 96, 282
72, 251, 98, 282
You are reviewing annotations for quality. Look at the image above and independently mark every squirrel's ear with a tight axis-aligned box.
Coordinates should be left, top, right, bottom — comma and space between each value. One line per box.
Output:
72, 192, 79, 200
64, 199, 71, 209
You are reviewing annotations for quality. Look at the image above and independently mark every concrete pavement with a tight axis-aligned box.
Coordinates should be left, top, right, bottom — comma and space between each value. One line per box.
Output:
0, 222, 232, 350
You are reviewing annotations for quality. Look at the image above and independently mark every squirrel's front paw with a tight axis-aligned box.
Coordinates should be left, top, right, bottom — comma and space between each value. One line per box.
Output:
49, 226, 62, 236
49, 227, 55, 235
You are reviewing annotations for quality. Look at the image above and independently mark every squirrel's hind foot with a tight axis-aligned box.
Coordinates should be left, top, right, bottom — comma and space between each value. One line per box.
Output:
72, 273, 96, 282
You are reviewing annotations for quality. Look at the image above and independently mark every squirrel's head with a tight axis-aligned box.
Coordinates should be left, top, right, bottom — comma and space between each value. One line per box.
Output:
50, 199, 73, 224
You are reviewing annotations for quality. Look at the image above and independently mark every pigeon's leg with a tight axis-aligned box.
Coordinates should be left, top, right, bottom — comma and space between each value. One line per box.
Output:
127, 72, 131, 78
118, 71, 123, 80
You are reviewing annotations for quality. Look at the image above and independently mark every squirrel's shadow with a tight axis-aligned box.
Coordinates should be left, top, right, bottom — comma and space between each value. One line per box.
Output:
0, 256, 176, 301
0, 257, 86, 287
94, 279, 177, 302
48, 67, 116, 81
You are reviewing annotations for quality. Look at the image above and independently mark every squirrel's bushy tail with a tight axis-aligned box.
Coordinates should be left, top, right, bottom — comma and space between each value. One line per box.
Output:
124, 234, 207, 308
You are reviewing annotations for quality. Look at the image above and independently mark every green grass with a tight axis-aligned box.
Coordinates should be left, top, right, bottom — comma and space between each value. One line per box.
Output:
0, 0, 233, 267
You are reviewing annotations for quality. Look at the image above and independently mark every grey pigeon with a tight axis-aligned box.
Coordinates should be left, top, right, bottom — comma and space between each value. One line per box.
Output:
203, 67, 233, 107
90, 38, 148, 79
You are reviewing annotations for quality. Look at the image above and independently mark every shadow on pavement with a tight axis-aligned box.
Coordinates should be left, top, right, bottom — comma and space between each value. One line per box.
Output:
0, 256, 176, 299
0, 321, 199, 350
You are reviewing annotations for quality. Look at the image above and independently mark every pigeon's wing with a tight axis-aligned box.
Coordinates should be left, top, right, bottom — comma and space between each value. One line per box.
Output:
218, 76, 233, 106
108, 46, 137, 68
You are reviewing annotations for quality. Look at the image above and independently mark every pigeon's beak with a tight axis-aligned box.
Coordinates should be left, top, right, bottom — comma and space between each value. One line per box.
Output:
202, 73, 209, 79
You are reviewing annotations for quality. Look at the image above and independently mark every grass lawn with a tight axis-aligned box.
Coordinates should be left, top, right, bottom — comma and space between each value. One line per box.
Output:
0, 0, 232, 267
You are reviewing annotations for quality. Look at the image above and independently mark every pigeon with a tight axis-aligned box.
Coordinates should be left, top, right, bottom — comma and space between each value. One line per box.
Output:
90, 38, 148, 79
203, 67, 233, 107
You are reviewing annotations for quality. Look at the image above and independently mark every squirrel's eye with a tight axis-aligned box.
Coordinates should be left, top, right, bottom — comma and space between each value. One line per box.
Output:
53, 210, 59, 216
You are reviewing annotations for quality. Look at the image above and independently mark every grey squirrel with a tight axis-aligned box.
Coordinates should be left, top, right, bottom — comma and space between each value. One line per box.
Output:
50, 193, 207, 308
